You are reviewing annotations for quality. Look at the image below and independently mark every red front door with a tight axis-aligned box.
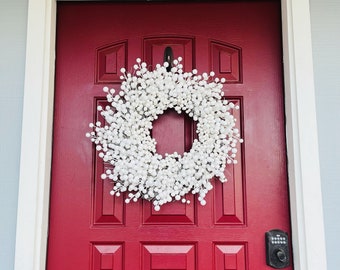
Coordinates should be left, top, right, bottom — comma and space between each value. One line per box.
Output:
48, 2, 292, 269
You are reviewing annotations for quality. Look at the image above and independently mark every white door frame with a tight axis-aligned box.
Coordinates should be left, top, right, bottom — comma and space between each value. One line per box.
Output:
14, 0, 327, 269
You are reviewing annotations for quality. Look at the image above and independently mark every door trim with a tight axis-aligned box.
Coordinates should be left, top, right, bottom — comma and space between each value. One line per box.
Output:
14, 1, 327, 269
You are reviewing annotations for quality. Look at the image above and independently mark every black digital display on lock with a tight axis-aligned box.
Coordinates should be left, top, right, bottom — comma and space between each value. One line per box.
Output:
265, 229, 290, 268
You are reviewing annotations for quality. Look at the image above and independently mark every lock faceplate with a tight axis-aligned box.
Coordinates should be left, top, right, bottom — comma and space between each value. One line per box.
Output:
265, 229, 290, 269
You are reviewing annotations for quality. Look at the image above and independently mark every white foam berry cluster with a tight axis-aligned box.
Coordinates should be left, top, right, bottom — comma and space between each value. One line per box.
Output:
86, 57, 242, 211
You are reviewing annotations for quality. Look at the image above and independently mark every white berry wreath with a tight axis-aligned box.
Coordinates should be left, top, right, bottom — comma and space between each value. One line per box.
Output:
87, 57, 242, 211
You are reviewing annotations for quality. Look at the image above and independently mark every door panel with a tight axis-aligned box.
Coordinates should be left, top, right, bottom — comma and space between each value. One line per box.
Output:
48, 2, 291, 269
144, 36, 195, 72
96, 41, 127, 84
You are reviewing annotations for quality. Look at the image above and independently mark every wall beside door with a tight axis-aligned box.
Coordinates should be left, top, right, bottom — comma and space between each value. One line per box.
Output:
0, 0, 27, 270
0, 0, 339, 269
310, 1, 340, 269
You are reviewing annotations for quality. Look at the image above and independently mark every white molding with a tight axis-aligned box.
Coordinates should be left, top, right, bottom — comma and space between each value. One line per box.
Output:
14, 0, 56, 269
281, 0, 327, 269
14, 0, 327, 269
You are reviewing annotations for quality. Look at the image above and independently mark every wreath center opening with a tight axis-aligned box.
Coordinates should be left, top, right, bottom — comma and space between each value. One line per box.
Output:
151, 109, 197, 157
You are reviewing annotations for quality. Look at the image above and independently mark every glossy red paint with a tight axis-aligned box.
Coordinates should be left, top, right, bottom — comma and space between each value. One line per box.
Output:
48, 2, 292, 269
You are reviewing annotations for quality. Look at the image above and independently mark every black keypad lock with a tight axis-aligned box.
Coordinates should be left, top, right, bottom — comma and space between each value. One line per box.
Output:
265, 229, 290, 268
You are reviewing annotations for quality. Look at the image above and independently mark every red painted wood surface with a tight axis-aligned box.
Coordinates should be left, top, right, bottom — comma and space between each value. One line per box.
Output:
48, 2, 292, 269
